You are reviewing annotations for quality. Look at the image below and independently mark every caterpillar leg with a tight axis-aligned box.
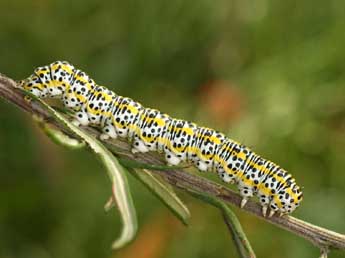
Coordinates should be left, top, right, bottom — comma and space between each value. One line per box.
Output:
240, 198, 248, 208
132, 137, 149, 154
238, 184, 254, 208
279, 212, 287, 217
258, 195, 270, 217
262, 205, 268, 217
100, 125, 118, 141
258, 194, 278, 217
74, 111, 89, 126
218, 170, 235, 183
268, 210, 275, 217
165, 151, 181, 166
268, 203, 278, 217
72, 120, 81, 127
194, 161, 207, 172
116, 128, 128, 138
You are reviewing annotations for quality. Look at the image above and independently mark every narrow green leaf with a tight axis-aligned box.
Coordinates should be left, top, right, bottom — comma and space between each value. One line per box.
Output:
128, 168, 190, 225
191, 191, 256, 258
33, 115, 86, 149
220, 204, 256, 258
22, 89, 137, 250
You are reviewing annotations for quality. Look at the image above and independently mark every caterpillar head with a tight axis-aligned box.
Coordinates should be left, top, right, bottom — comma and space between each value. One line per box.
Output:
19, 73, 47, 98
276, 181, 303, 214
20, 61, 76, 98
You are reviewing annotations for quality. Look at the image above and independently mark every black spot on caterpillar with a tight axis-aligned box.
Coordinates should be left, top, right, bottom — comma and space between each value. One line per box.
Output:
20, 61, 303, 216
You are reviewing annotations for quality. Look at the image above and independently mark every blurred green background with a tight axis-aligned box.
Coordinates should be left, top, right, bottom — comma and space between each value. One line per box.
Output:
0, 0, 345, 257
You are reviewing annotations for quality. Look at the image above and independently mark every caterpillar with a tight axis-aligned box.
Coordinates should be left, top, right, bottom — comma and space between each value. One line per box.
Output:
20, 61, 303, 217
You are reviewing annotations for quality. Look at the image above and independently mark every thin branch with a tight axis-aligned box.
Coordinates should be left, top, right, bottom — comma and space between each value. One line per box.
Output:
1, 73, 345, 251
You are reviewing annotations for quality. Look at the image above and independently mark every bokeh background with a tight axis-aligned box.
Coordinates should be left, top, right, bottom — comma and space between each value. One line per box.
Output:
1, 1, 345, 257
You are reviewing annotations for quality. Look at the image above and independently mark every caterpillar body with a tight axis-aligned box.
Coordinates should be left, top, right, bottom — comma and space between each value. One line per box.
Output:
20, 61, 303, 216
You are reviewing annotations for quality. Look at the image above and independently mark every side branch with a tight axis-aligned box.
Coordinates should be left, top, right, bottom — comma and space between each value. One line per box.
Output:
1, 73, 344, 251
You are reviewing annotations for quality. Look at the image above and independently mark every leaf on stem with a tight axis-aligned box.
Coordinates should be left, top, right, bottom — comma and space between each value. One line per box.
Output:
21, 89, 138, 250
191, 191, 256, 258
129, 168, 190, 225
33, 115, 86, 149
